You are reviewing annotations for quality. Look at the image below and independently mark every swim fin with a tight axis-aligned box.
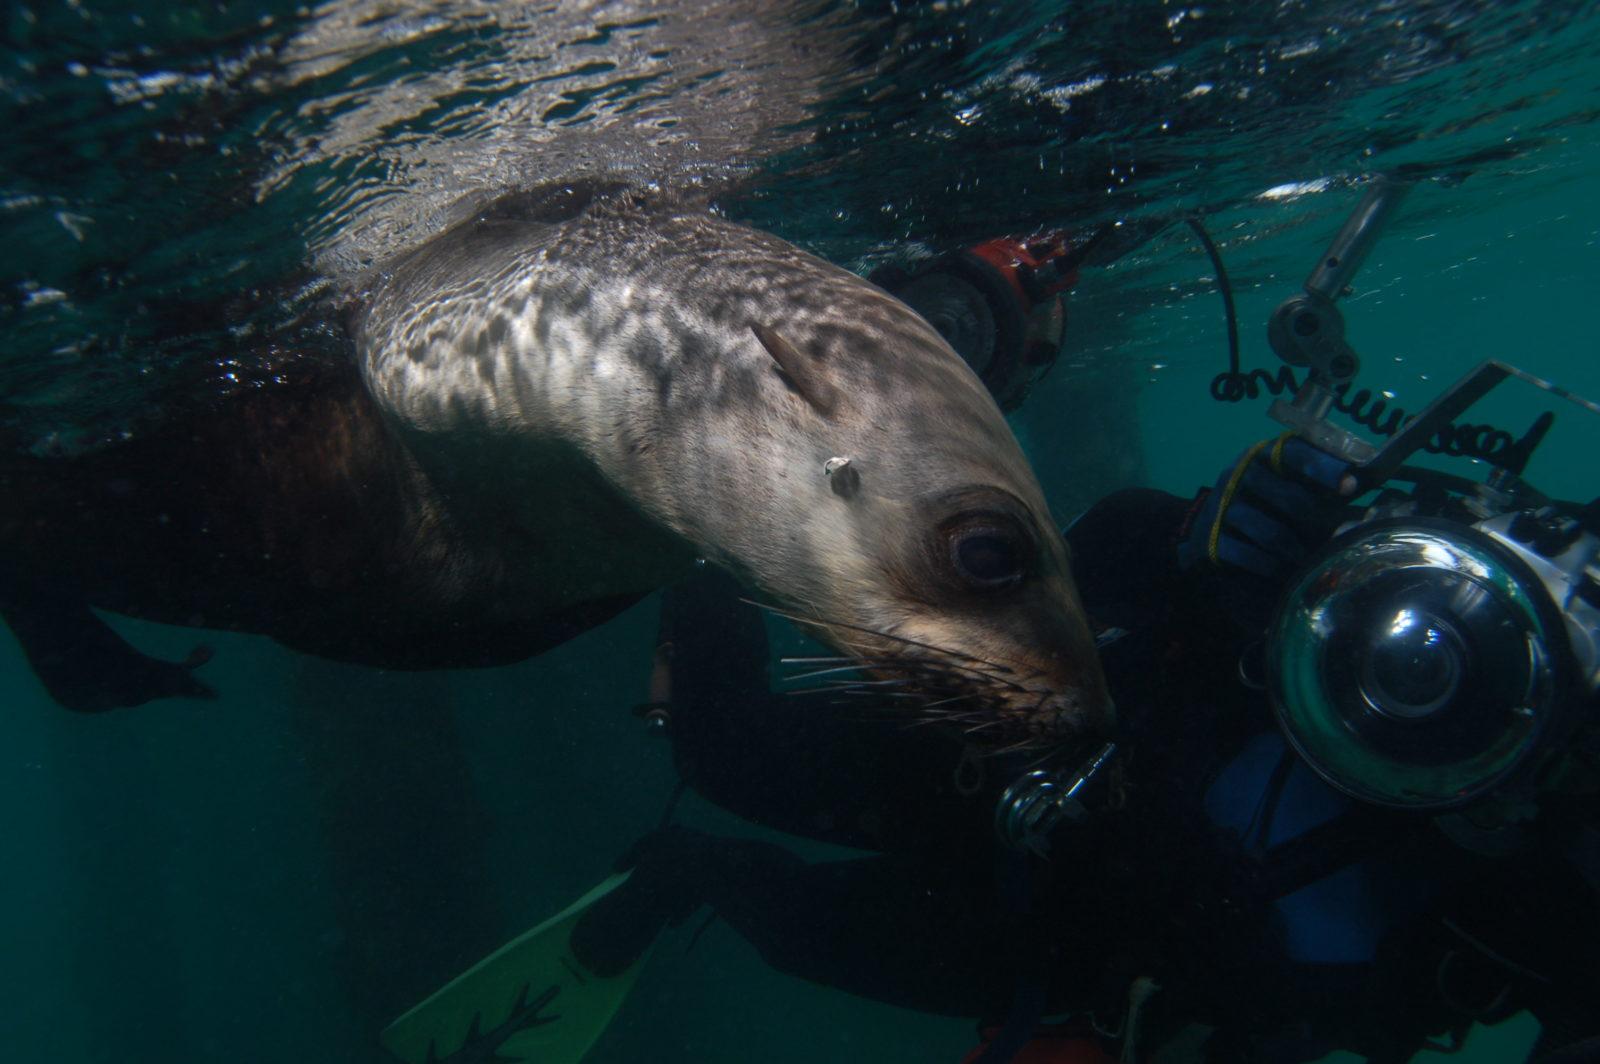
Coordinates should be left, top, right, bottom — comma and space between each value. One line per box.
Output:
381, 872, 649, 1064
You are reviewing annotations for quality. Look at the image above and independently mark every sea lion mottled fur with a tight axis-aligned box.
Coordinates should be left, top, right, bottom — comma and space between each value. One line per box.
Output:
3, 182, 1110, 742
358, 183, 1110, 740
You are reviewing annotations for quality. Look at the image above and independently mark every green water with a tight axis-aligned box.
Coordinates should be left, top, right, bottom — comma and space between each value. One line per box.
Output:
3, 1, 1599, 1061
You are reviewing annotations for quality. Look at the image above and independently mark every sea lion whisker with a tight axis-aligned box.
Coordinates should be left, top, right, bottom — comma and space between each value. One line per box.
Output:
881, 648, 1031, 690
915, 658, 1029, 693
935, 713, 1003, 729
962, 719, 1011, 735
785, 686, 900, 699
916, 703, 989, 717
759, 612, 1037, 697
760, 602, 1044, 678
772, 632, 1022, 698
796, 684, 890, 699
900, 714, 962, 730
778, 657, 907, 674
916, 692, 983, 710
781, 655, 951, 675
805, 632, 1029, 694
863, 666, 990, 693
746, 600, 1013, 674
780, 656, 863, 665
989, 736, 1050, 757
905, 709, 984, 727
780, 664, 879, 683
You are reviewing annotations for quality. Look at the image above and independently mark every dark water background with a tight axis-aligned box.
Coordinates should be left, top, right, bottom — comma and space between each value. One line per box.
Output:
3, 1, 1599, 1061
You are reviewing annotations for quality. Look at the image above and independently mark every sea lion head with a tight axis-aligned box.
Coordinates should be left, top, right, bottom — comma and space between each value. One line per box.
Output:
358, 192, 1111, 749
792, 472, 1114, 749
709, 252, 1114, 749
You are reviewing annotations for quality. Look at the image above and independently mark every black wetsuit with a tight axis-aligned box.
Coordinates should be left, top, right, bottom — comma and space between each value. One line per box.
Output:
577, 489, 1600, 1064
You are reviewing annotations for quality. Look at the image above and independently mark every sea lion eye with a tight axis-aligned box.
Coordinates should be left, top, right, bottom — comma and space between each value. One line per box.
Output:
948, 521, 1027, 591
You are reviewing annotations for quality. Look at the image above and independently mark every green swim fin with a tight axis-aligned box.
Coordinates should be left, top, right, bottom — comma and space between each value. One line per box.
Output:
381, 871, 649, 1064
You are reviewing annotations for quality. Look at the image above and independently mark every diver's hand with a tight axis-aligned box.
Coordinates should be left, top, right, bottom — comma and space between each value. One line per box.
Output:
568, 827, 715, 977
1179, 435, 1354, 595
569, 826, 805, 977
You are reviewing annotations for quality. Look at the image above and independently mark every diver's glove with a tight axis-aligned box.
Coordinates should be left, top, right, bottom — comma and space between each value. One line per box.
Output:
1178, 435, 1353, 623
567, 826, 719, 977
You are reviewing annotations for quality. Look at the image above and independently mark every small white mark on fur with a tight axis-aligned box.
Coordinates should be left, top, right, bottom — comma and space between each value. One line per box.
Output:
824, 456, 861, 498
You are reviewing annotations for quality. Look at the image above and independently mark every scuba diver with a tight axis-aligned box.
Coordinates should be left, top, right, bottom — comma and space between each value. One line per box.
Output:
380, 180, 1600, 1064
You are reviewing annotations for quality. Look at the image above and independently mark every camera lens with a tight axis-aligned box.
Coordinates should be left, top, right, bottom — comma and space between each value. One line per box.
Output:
1321, 569, 1524, 765
1357, 607, 1463, 719
1267, 520, 1571, 810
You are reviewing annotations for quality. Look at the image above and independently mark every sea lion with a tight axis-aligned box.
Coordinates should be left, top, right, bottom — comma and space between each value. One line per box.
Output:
2, 180, 1110, 743
0, 360, 644, 712
357, 181, 1111, 741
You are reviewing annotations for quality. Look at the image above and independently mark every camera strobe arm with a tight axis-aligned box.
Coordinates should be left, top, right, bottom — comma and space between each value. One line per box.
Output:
1267, 176, 1412, 463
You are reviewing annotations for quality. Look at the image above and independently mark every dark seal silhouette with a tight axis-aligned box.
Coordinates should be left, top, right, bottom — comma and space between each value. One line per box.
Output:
0, 360, 640, 712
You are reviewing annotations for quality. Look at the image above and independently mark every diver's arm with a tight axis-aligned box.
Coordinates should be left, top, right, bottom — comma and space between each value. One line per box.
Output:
1065, 437, 1355, 637
655, 569, 994, 854
570, 825, 1103, 1020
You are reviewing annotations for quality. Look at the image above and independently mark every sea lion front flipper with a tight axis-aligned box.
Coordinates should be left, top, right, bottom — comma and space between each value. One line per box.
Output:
0, 580, 218, 712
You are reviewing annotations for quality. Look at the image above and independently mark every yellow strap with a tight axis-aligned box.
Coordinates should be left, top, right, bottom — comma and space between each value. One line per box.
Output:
1207, 439, 1271, 566
1268, 430, 1294, 475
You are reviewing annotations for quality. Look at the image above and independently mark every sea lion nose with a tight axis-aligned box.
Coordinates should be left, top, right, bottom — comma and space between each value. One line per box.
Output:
1033, 629, 1115, 737
1037, 685, 1116, 738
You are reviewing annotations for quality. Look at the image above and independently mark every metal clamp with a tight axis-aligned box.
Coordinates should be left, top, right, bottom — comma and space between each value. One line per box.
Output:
1267, 176, 1412, 460
995, 741, 1118, 856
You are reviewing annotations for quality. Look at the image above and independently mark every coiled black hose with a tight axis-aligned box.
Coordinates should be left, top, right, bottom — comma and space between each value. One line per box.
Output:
1186, 215, 1518, 466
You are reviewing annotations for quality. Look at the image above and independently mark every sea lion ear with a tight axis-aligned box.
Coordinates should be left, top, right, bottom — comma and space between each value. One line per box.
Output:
752, 322, 841, 419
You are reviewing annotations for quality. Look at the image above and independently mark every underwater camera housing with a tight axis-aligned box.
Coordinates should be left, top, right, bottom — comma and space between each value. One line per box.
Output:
1259, 178, 1600, 827
993, 178, 1599, 856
